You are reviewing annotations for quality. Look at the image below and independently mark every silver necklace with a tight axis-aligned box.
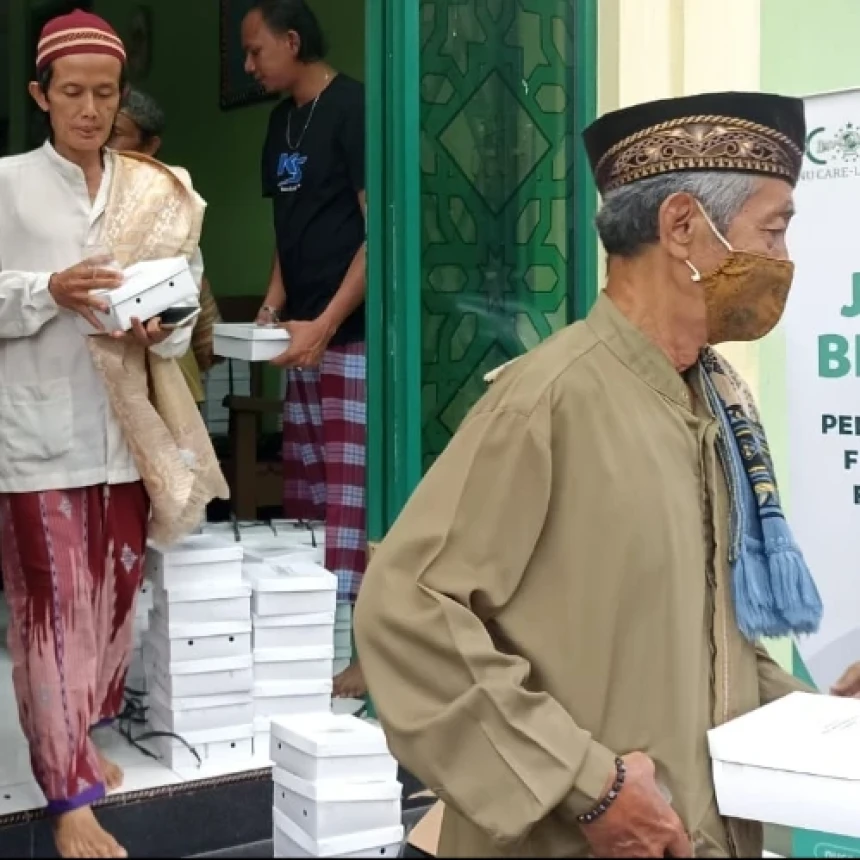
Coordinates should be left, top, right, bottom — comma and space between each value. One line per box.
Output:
285, 73, 331, 151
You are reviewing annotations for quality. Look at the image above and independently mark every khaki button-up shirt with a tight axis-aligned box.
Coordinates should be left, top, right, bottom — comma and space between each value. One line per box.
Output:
355, 293, 808, 858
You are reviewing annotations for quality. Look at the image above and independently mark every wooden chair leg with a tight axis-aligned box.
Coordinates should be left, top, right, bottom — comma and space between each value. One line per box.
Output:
232, 410, 258, 520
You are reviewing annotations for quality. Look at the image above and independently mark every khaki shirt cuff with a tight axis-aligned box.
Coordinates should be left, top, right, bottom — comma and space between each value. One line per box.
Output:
557, 740, 618, 822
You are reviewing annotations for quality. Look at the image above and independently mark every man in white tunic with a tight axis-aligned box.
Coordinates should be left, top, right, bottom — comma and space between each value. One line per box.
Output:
0, 9, 226, 858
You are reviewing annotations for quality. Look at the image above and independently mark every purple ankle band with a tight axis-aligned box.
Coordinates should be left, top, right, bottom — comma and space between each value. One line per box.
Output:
46, 782, 106, 816
91, 717, 114, 730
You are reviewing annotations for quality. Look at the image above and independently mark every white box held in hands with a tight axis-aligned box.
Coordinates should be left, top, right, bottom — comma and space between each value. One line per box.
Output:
273, 808, 403, 860
76, 257, 198, 335
270, 712, 398, 782
213, 323, 290, 362
707, 691, 860, 838
146, 535, 244, 590
274, 768, 402, 841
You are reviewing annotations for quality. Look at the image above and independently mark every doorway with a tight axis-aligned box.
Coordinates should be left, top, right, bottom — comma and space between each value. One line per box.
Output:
366, 0, 600, 537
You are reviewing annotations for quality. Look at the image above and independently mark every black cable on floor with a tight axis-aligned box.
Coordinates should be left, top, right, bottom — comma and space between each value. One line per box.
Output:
115, 684, 203, 768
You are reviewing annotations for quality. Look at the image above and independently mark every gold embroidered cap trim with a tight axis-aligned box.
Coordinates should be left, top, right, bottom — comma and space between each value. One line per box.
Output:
595, 114, 803, 193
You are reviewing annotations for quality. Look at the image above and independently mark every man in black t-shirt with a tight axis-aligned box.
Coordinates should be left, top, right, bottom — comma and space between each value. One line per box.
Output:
243, 0, 368, 698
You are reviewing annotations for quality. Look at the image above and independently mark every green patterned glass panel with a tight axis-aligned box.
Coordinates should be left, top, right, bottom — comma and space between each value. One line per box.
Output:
420, 0, 580, 470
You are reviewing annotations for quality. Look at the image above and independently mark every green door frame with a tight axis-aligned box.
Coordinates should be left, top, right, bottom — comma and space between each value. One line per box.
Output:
366, 0, 600, 541
365, 0, 423, 543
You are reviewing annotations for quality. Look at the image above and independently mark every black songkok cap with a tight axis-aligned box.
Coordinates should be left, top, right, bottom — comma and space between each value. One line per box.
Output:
583, 91, 806, 195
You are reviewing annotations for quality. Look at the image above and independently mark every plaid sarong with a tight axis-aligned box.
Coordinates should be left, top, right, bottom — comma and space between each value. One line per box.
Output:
283, 341, 366, 602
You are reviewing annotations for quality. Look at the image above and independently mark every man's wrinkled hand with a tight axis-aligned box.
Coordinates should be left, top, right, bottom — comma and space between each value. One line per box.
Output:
112, 316, 171, 349
49, 256, 123, 331
832, 662, 860, 698
270, 318, 334, 369
580, 752, 693, 859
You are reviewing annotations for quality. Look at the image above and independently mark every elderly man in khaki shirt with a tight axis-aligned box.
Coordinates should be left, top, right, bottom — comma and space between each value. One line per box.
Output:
355, 92, 826, 858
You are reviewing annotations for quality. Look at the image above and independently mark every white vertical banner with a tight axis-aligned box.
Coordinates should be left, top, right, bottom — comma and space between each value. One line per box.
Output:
785, 87, 860, 690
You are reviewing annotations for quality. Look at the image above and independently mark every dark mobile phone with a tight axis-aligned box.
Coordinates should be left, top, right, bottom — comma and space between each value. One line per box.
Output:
156, 306, 200, 328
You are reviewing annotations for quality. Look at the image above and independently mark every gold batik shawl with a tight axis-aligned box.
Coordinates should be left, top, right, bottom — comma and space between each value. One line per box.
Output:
87, 151, 229, 547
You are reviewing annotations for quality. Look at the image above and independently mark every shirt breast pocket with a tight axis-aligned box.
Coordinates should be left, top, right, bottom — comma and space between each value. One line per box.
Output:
0, 379, 73, 468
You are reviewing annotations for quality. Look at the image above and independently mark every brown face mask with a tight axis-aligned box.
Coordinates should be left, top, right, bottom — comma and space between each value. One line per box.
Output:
688, 205, 795, 345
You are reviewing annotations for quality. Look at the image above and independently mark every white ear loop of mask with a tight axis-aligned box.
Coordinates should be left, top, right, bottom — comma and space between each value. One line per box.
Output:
686, 201, 733, 282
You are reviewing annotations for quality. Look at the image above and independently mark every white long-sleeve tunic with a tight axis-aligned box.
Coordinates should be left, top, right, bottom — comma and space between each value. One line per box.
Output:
0, 142, 202, 493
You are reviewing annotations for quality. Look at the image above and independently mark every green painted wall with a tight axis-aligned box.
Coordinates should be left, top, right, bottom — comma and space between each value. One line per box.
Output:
759, 0, 860, 674
14, 0, 365, 299
761, 0, 860, 97
761, 4, 860, 856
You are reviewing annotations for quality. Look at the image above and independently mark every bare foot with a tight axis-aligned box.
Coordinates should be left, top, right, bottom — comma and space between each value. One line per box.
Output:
53, 806, 128, 858
333, 660, 367, 699
96, 751, 124, 793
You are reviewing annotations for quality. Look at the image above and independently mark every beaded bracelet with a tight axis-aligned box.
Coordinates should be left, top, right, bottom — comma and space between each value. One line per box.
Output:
577, 757, 627, 825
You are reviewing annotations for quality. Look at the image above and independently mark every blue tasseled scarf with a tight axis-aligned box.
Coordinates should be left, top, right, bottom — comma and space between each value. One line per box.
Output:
699, 348, 823, 642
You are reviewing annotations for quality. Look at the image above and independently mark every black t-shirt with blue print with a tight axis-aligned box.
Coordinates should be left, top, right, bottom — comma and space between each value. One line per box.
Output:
261, 74, 365, 345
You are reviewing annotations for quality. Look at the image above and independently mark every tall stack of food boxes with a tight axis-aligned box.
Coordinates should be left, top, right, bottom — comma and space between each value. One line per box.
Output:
240, 529, 336, 757
132, 521, 360, 770
141, 535, 255, 768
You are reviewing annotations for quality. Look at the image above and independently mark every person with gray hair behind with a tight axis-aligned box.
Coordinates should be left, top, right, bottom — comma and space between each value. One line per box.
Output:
110, 88, 223, 406
110, 87, 165, 157
355, 92, 826, 859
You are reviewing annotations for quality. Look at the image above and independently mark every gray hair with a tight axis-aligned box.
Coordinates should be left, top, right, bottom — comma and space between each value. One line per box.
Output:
120, 88, 166, 140
594, 171, 757, 257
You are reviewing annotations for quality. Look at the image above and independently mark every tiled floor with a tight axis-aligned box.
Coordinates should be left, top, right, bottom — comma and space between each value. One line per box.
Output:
0, 631, 363, 818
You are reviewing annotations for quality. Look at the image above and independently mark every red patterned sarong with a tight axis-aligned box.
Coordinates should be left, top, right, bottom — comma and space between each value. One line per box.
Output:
0, 482, 148, 814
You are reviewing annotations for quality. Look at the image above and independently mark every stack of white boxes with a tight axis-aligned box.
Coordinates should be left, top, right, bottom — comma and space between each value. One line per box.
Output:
243, 543, 337, 758
270, 713, 404, 858
127, 578, 154, 691
141, 535, 255, 769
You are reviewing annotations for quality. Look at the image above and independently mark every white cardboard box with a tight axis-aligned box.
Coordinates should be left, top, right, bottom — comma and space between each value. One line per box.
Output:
253, 678, 333, 719
708, 692, 860, 838
252, 611, 334, 651
245, 560, 337, 618
77, 257, 199, 334
150, 731, 254, 770
243, 537, 323, 565
153, 581, 251, 625
145, 647, 254, 698
149, 685, 254, 734
214, 323, 290, 362
145, 719, 254, 769
273, 807, 403, 859
270, 713, 398, 783
149, 612, 252, 662
146, 535, 244, 590
254, 645, 335, 683
273, 766, 402, 841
